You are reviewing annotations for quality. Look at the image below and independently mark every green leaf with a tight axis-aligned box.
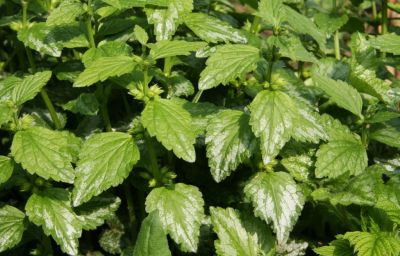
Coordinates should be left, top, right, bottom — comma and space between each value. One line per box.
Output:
12, 71, 52, 106
75, 195, 121, 230
11, 127, 81, 183
18, 23, 61, 57
145, 183, 205, 252
268, 35, 317, 63
283, 5, 326, 49
344, 231, 400, 256
257, 0, 283, 28
133, 211, 171, 256
62, 93, 99, 116
0, 205, 25, 253
291, 101, 328, 143
142, 98, 196, 162
314, 13, 348, 35
0, 76, 19, 101
314, 239, 354, 256
312, 72, 363, 117
348, 61, 391, 103
184, 13, 247, 44
149, 40, 207, 60
0, 102, 14, 127
366, 111, 400, 123
210, 207, 263, 256
25, 189, 82, 255
328, 166, 384, 206
134, 25, 149, 45
281, 143, 315, 183
315, 133, 368, 179
244, 171, 305, 243
74, 56, 136, 87
0, 156, 13, 185
145, 0, 193, 41
370, 123, 400, 148
46, 0, 84, 26
369, 33, 400, 55
249, 90, 297, 165
205, 110, 256, 182
199, 44, 260, 90
72, 132, 139, 206
81, 41, 132, 67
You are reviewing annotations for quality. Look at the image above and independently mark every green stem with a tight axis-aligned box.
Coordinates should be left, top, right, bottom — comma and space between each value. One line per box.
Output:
41, 90, 62, 129
250, 16, 261, 34
145, 134, 161, 182
334, 30, 341, 60
381, 0, 388, 35
163, 57, 172, 77
381, 0, 388, 58
22, 0, 62, 130
100, 85, 112, 132
123, 182, 137, 242
85, 17, 96, 48
266, 61, 274, 83
22, 0, 28, 27
372, 0, 377, 21
192, 90, 203, 103
85, 0, 96, 48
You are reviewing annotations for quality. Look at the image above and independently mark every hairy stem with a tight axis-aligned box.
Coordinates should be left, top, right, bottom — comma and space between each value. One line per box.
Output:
192, 90, 203, 103
100, 85, 112, 132
22, 1, 62, 130
334, 30, 341, 60
381, 0, 388, 58
123, 182, 137, 242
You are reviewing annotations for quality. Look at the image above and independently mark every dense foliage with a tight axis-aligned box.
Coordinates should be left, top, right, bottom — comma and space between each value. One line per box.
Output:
0, 0, 400, 255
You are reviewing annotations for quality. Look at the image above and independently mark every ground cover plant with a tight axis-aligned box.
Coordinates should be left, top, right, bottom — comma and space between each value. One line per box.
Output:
0, 0, 400, 255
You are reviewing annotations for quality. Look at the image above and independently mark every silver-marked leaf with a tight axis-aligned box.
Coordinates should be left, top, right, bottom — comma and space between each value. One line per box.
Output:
133, 211, 171, 256
18, 22, 61, 57
46, 0, 84, 26
210, 207, 263, 256
0, 156, 13, 185
205, 110, 256, 182
145, 0, 193, 41
145, 183, 205, 252
369, 33, 400, 55
292, 100, 328, 143
149, 40, 207, 60
0, 205, 25, 253
348, 62, 391, 103
11, 127, 81, 183
249, 90, 297, 165
25, 189, 82, 255
72, 132, 139, 206
12, 71, 52, 106
199, 44, 260, 90
312, 72, 363, 117
244, 171, 305, 243
74, 56, 136, 87
142, 98, 196, 162
315, 133, 368, 179
75, 195, 121, 230
257, 0, 284, 28
184, 13, 247, 43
